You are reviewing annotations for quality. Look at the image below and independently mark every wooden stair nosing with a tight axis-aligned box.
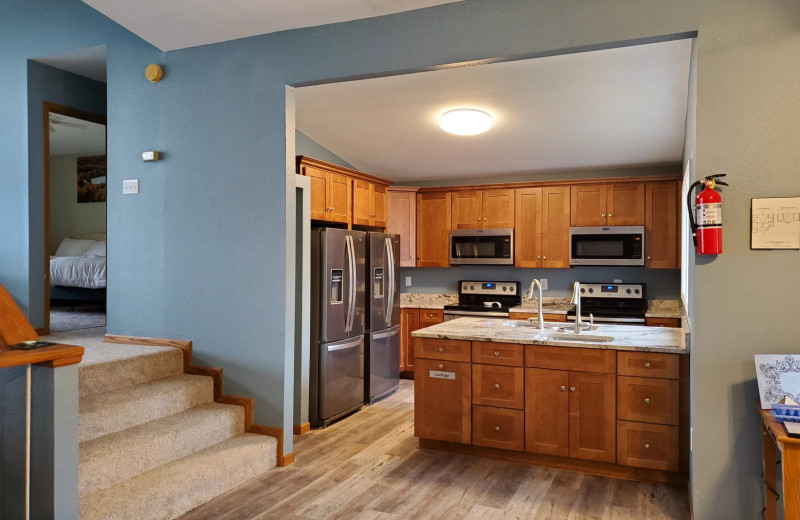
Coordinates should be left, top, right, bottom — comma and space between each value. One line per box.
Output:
104, 334, 292, 466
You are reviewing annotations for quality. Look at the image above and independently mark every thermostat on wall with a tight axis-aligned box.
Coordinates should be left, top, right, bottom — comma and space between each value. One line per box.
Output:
142, 151, 160, 161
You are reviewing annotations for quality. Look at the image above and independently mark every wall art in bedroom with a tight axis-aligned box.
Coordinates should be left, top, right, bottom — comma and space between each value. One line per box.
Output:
77, 155, 107, 203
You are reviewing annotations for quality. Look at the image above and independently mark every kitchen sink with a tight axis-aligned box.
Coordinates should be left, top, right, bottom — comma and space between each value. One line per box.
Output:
502, 320, 563, 329
549, 333, 614, 342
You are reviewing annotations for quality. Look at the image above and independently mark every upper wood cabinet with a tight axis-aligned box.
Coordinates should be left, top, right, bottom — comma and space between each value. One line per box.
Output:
571, 183, 644, 227
416, 191, 451, 267
353, 179, 387, 228
645, 180, 680, 269
387, 187, 418, 267
515, 187, 570, 268
297, 156, 391, 228
452, 189, 514, 229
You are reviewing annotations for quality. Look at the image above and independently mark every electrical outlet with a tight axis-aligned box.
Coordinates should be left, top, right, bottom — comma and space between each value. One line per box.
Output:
122, 179, 139, 195
405, 276, 411, 287
540, 278, 548, 291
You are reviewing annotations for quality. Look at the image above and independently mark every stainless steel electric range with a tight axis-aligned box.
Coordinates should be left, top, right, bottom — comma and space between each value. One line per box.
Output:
566, 282, 647, 325
443, 280, 521, 322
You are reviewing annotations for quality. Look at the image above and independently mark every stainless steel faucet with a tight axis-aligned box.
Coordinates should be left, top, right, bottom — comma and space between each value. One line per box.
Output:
526, 279, 544, 330
570, 281, 593, 333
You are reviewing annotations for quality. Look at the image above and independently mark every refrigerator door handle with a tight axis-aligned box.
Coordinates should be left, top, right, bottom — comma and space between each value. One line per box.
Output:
347, 234, 356, 332
372, 328, 400, 340
344, 234, 353, 333
385, 237, 394, 325
326, 337, 362, 352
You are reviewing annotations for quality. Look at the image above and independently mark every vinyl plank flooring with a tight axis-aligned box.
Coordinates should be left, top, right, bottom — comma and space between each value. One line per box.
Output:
179, 380, 689, 520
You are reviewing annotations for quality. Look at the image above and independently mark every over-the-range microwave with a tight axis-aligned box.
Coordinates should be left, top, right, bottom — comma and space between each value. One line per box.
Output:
449, 228, 514, 265
569, 226, 645, 266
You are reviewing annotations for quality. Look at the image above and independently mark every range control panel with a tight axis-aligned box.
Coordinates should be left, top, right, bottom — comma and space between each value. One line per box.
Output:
578, 283, 644, 299
459, 281, 519, 295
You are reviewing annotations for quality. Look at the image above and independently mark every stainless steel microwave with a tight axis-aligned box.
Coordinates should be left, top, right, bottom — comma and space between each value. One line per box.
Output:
449, 228, 514, 265
569, 226, 645, 266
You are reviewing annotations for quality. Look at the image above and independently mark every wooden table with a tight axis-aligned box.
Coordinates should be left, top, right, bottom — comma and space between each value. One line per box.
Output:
761, 409, 800, 520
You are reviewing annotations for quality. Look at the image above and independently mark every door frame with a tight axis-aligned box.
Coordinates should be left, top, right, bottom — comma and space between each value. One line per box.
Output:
42, 101, 107, 334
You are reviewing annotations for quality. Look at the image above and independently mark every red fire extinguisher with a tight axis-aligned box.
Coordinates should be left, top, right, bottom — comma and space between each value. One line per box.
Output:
687, 174, 728, 254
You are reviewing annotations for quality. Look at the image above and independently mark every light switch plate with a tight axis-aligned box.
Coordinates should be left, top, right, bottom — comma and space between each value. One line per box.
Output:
123, 179, 139, 194
405, 276, 411, 287
142, 151, 160, 161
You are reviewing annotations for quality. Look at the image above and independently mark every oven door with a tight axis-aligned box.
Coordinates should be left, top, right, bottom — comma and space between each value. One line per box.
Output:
449, 229, 514, 265
569, 226, 645, 266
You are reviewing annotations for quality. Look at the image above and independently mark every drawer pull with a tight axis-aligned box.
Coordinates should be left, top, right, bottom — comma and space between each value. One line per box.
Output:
644, 397, 651, 405
644, 362, 651, 369
560, 385, 566, 391
570, 386, 576, 392
494, 351, 500, 357
494, 426, 500, 431
644, 443, 651, 450
494, 384, 501, 389
438, 347, 444, 352
438, 364, 444, 369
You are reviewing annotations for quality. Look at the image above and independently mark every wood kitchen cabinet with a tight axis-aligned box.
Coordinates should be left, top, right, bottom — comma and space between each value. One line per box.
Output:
353, 179, 387, 228
387, 187, 418, 267
514, 186, 570, 268
508, 311, 567, 323
571, 183, 644, 227
303, 164, 351, 224
645, 180, 680, 269
400, 307, 443, 375
416, 191, 451, 266
451, 189, 514, 229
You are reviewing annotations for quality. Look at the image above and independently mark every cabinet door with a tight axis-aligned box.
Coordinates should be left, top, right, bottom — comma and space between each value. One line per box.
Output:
525, 368, 569, 457
571, 185, 607, 227
388, 190, 416, 267
473, 365, 524, 409
472, 406, 524, 451
303, 165, 329, 221
328, 173, 351, 224
645, 181, 679, 268
418, 308, 444, 327
483, 189, 515, 228
400, 308, 419, 372
451, 190, 483, 229
371, 184, 388, 228
541, 187, 571, 268
416, 192, 451, 267
568, 371, 616, 462
514, 188, 542, 268
607, 183, 644, 226
352, 179, 372, 226
414, 358, 471, 444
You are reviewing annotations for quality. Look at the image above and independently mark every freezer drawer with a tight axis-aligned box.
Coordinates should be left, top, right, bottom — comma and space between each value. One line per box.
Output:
366, 326, 400, 404
312, 335, 364, 427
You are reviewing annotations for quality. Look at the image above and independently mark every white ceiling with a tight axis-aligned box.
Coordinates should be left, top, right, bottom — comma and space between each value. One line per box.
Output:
296, 39, 693, 182
35, 45, 107, 83
81, 0, 465, 51
49, 114, 106, 156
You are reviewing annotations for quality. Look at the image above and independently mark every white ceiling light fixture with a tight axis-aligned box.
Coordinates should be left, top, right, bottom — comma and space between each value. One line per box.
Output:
439, 108, 493, 136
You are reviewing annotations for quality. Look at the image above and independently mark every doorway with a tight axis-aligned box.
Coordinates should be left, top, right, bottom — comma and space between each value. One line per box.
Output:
43, 103, 107, 334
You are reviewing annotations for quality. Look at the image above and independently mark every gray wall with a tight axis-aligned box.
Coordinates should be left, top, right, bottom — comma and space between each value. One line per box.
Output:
295, 130, 354, 169
49, 154, 107, 254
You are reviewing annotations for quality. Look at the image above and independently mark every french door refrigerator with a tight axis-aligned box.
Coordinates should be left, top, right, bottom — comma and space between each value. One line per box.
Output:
365, 232, 400, 404
310, 228, 366, 427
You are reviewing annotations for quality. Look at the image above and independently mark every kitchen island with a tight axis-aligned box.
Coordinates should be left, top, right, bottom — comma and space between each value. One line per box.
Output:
411, 317, 689, 486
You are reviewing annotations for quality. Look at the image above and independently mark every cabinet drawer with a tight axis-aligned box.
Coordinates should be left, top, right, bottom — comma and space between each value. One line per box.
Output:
472, 342, 524, 367
617, 352, 679, 379
617, 376, 679, 425
617, 421, 679, 472
419, 309, 444, 324
415, 338, 471, 362
645, 317, 681, 328
525, 345, 616, 373
472, 405, 524, 451
508, 312, 567, 323
473, 365, 524, 409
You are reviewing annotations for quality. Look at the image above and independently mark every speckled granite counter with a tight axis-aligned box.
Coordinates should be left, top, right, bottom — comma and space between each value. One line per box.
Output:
510, 297, 573, 315
646, 300, 682, 319
400, 293, 458, 309
411, 317, 687, 354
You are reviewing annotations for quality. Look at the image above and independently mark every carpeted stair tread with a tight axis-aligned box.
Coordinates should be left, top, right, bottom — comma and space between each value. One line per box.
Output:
80, 374, 214, 443
79, 346, 183, 398
80, 402, 244, 498
80, 433, 277, 520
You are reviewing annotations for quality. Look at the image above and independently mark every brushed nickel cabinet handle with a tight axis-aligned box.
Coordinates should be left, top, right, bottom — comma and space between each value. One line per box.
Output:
602, 213, 606, 217
438, 347, 444, 352
570, 386, 576, 392
542, 256, 546, 260
644, 443, 651, 450
644, 397, 651, 405
560, 385, 567, 391
494, 426, 500, 431
494, 384, 500, 389
438, 364, 444, 369
644, 362, 651, 368
608, 213, 612, 217
483, 217, 487, 221
494, 351, 500, 357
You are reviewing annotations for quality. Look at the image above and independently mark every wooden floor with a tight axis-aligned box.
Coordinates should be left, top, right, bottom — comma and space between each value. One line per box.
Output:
179, 380, 690, 520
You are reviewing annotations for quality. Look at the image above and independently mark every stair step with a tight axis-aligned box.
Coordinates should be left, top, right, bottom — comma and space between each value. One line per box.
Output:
81, 433, 277, 520
80, 374, 214, 443
79, 403, 244, 498
80, 345, 184, 398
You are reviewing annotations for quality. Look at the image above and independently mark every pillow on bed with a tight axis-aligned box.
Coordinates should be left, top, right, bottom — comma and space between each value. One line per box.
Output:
55, 238, 96, 257
84, 240, 106, 257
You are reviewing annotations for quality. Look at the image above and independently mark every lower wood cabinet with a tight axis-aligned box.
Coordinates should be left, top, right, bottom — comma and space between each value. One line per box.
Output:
524, 367, 569, 457
400, 307, 443, 374
508, 311, 567, 322
414, 355, 471, 444
568, 371, 616, 462
472, 405, 524, 451
617, 421, 679, 472
645, 317, 681, 328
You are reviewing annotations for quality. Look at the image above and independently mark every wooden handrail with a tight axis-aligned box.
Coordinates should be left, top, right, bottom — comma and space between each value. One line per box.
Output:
0, 283, 38, 347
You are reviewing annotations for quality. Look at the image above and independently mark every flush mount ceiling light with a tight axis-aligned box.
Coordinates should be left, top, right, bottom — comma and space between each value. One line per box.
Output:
439, 109, 493, 136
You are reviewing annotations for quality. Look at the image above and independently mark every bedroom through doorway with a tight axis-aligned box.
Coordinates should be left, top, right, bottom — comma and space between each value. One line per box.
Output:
44, 104, 107, 334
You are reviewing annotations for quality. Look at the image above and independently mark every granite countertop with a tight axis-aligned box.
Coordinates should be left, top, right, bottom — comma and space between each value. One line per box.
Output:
510, 297, 573, 315
400, 293, 458, 309
645, 300, 682, 319
411, 317, 687, 354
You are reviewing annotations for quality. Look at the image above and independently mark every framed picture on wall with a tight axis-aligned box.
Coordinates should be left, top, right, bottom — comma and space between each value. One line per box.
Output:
751, 197, 800, 249
77, 155, 107, 203
755, 354, 800, 409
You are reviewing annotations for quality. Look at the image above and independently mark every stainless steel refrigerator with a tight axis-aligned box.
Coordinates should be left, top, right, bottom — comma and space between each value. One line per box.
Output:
310, 228, 366, 427
365, 232, 400, 404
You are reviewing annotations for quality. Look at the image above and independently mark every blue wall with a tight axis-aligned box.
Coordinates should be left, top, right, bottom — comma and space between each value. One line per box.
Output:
295, 131, 353, 169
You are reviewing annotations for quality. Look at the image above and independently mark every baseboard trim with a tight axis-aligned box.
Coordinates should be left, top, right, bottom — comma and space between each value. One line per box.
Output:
103, 333, 288, 466
293, 423, 311, 435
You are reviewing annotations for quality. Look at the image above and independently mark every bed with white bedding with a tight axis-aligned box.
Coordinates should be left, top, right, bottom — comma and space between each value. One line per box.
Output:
50, 236, 107, 301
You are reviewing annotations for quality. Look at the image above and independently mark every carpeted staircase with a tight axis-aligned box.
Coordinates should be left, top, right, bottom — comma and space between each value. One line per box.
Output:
78, 342, 277, 520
